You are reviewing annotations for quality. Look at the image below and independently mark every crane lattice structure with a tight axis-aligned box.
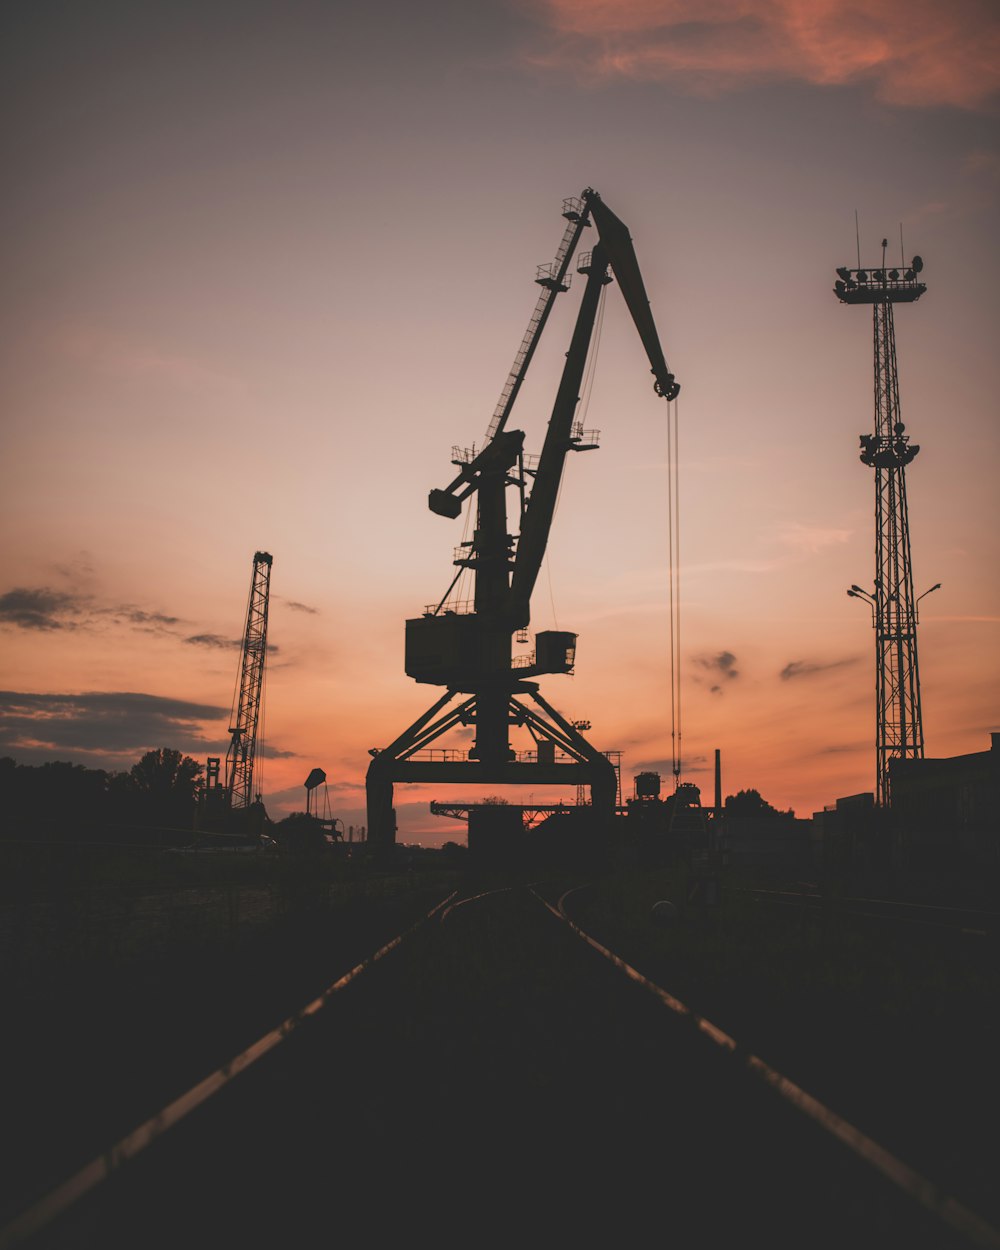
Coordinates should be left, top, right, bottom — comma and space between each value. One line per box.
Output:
226, 550, 273, 810
835, 247, 927, 806
367, 189, 679, 849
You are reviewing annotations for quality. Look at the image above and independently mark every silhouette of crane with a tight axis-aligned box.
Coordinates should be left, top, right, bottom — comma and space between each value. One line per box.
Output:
367, 190, 679, 849
200, 550, 273, 838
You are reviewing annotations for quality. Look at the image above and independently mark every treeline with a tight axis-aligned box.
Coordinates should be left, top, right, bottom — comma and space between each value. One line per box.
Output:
724, 788, 795, 820
0, 749, 204, 840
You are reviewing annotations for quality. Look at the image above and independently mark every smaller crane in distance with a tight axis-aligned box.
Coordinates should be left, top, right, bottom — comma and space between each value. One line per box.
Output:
200, 550, 273, 840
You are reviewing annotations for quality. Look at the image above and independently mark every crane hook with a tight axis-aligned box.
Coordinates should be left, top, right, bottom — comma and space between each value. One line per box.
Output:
654, 375, 680, 401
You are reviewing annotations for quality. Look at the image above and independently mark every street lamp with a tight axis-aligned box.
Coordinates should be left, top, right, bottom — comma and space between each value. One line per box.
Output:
847, 584, 876, 625
915, 582, 941, 622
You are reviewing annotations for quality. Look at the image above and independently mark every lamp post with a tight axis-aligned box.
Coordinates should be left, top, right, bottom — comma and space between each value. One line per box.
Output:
847, 584, 877, 626
915, 583, 941, 623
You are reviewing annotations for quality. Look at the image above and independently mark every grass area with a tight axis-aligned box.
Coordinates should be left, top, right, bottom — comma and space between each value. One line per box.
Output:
562, 861, 1000, 1221
568, 863, 997, 1025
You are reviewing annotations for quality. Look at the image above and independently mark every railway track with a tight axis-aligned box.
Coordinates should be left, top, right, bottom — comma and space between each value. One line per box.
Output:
747, 887, 999, 938
3, 879, 997, 1249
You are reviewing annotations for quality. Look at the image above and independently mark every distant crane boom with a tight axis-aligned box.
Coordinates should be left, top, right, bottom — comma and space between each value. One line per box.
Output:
226, 551, 272, 810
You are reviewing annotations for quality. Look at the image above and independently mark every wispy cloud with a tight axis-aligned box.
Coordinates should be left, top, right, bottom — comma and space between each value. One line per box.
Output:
780, 656, 861, 680
259, 745, 299, 760
0, 690, 227, 763
55, 324, 244, 396
819, 741, 866, 755
0, 587, 87, 631
0, 584, 182, 636
963, 149, 1000, 181
184, 633, 242, 650
105, 607, 181, 632
695, 649, 739, 693
184, 634, 279, 653
524, 0, 1000, 109
777, 522, 853, 555
285, 600, 319, 615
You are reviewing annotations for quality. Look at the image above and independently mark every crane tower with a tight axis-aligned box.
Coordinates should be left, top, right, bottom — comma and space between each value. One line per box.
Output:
835, 247, 927, 806
200, 550, 273, 835
367, 189, 679, 849
226, 550, 273, 810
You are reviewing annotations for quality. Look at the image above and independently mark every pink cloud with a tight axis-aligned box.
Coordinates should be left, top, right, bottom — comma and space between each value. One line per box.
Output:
523, 0, 1000, 109
55, 325, 244, 397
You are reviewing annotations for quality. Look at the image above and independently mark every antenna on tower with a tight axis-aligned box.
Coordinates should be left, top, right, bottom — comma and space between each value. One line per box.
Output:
855, 209, 861, 267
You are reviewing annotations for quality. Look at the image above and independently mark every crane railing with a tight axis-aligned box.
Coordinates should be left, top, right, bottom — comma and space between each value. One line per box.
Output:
484, 198, 592, 444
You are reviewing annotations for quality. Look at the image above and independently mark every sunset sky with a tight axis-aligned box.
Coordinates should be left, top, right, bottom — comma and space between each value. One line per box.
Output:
2, 1, 998, 843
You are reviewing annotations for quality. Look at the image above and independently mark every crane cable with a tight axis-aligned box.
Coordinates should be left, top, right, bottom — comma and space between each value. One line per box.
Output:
257, 650, 267, 804
667, 395, 682, 787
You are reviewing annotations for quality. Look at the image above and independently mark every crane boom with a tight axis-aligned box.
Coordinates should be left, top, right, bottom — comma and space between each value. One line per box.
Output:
226, 550, 272, 810
587, 194, 679, 401
508, 243, 611, 627
509, 191, 678, 624
485, 197, 591, 443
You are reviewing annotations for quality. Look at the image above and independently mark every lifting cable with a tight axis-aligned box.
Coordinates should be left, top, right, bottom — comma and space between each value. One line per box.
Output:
666, 396, 682, 786
257, 656, 267, 803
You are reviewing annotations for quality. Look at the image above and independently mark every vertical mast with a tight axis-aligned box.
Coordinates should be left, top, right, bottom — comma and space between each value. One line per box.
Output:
836, 251, 926, 805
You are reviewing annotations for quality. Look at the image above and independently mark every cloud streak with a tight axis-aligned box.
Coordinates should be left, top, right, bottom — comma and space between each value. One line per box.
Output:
55, 324, 244, 397
525, 0, 1000, 109
778, 522, 853, 555
0, 588, 85, 631
184, 634, 279, 654
695, 649, 739, 693
0, 690, 227, 763
0, 585, 181, 636
780, 656, 860, 680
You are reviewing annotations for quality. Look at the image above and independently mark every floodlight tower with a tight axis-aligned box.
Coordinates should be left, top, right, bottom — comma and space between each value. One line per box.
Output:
835, 244, 927, 806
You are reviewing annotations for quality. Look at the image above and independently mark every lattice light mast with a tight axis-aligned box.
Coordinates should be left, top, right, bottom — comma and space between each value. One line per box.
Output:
226, 550, 273, 810
835, 246, 927, 806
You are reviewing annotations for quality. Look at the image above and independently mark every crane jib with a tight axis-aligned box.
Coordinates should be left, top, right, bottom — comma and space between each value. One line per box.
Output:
586, 195, 679, 401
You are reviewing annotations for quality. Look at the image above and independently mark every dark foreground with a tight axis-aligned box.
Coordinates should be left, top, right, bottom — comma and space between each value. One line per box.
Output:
10, 875, 990, 1250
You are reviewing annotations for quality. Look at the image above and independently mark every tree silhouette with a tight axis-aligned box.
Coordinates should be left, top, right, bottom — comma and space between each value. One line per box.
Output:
275, 811, 327, 854
127, 748, 203, 828
724, 788, 791, 819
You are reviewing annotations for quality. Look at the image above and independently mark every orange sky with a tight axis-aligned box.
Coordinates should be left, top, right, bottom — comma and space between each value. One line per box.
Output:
2, 1, 997, 842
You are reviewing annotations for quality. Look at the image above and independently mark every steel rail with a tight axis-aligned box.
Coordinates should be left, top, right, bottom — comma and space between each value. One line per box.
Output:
0, 889, 458, 1249
438, 880, 542, 923
535, 885, 1000, 1250
746, 888, 995, 936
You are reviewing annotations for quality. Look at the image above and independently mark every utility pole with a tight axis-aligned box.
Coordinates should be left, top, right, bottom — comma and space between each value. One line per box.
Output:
836, 244, 929, 806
